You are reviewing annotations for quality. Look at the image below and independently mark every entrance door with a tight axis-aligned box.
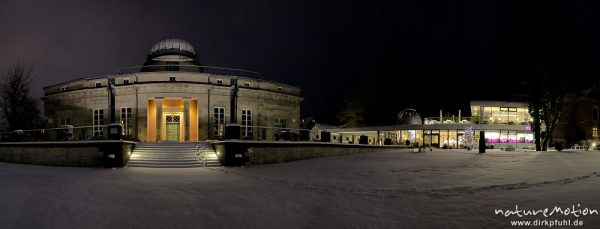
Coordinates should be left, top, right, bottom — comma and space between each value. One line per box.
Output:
431, 134, 440, 148
166, 115, 180, 141
424, 134, 432, 146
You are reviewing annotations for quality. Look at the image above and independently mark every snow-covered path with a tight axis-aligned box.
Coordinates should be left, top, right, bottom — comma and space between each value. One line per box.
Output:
1, 149, 600, 228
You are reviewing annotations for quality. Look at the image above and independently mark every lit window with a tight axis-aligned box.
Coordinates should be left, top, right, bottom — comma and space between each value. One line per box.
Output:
216, 79, 223, 84
121, 107, 132, 136
169, 76, 176, 82
95, 82, 102, 88
93, 108, 104, 136
213, 107, 225, 136
593, 127, 598, 139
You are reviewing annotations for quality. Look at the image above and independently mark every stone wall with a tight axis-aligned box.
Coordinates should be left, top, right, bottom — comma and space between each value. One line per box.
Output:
246, 146, 391, 165
0, 141, 135, 167
213, 141, 407, 166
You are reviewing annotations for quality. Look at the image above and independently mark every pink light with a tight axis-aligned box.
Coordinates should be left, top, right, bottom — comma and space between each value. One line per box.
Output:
486, 139, 533, 143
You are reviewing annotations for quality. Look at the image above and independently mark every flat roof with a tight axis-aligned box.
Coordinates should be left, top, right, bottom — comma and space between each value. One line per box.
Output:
470, 100, 528, 108
324, 123, 534, 133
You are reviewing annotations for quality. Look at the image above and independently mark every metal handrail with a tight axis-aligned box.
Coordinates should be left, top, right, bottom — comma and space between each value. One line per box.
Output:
0, 124, 114, 134
236, 125, 311, 132
117, 65, 261, 78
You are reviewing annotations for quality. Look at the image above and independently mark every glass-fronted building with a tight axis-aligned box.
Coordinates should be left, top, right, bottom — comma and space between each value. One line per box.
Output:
317, 101, 536, 150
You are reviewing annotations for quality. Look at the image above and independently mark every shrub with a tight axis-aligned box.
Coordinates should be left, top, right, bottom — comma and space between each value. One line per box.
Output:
554, 139, 566, 151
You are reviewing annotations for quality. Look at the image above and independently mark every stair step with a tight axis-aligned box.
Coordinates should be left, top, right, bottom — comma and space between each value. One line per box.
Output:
127, 164, 202, 168
131, 153, 198, 158
128, 142, 220, 168
128, 160, 217, 164
132, 152, 198, 155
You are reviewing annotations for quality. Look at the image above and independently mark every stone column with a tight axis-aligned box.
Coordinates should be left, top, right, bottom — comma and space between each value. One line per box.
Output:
184, 98, 190, 141
156, 97, 162, 141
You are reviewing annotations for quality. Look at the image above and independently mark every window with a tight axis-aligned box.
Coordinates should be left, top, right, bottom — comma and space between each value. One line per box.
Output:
277, 87, 283, 91
95, 82, 102, 88
121, 107, 132, 136
59, 118, 71, 126
216, 79, 223, 84
275, 118, 286, 129
593, 127, 598, 139
593, 106, 599, 121
213, 107, 225, 136
93, 109, 104, 136
169, 76, 176, 82
123, 79, 130, 85
244, 82, 251, 87
60, 86, 67, 92
242, 109, 253, 137
166, 115, 180, 123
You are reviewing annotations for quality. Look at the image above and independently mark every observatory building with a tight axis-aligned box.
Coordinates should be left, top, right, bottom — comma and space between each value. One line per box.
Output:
43, 38, 302, 142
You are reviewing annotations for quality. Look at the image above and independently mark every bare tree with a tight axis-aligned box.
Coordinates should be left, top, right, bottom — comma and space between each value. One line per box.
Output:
336, 96, 366, 128
526, 66, 566, 151
0, 62, 41, 131
503, 1, 595, 151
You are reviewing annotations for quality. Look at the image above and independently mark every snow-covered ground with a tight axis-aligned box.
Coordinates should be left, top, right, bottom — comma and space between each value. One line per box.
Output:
2, 149, 600, 228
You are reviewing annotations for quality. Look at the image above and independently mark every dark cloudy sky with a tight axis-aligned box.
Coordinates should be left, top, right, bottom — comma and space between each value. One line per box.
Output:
1, 0, 598, 125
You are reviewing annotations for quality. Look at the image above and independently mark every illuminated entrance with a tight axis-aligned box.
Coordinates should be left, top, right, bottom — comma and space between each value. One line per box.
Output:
147, 98, 199, 142
165, 115, 181, 141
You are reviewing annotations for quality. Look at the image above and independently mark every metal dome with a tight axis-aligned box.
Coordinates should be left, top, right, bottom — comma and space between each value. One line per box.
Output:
396, 109, 422, 125
143, 38, 200, 70
149, 38, 195, 55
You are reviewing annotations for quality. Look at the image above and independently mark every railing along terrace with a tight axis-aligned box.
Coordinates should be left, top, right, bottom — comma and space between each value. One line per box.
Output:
423, 117, 529, 125
1, 125, 314, 142
0, 125, 119, 142
423, 117, 473, 125
118, 65, 261, 79
229, 125, 313, 142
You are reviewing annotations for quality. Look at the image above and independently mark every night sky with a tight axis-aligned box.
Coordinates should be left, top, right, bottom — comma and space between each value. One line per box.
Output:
1, 0, 598, 125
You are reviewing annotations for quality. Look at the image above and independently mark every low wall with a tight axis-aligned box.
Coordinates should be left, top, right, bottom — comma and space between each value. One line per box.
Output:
212, 141, 408, 166
0, 141, 136, 167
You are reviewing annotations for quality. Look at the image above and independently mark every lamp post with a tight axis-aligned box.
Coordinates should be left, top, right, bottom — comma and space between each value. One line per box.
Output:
107, 78, 122, 140
225, 78, 240, 140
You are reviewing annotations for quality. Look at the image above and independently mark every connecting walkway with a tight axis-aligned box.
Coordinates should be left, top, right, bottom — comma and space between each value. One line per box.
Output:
127, 142, 220, 168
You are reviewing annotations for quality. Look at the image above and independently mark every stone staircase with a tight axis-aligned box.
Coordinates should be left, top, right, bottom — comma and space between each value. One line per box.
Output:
128, 142, 221, 168
196, 142, 221, 167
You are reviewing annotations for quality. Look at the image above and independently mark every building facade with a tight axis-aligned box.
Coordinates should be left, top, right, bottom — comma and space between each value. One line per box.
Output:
553, 88, 600, 145
315, 101, 536, 149
43, 38, 302, 142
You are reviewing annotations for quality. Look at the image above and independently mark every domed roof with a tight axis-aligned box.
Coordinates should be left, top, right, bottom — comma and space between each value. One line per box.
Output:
143, 38, 200, 70
149, 38, 195, 56
396, 109, 422, 125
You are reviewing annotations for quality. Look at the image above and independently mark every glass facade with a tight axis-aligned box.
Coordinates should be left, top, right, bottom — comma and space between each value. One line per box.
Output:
364, 128, 534, 149
326, 102, 536, 149
477, 106, 529, 125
